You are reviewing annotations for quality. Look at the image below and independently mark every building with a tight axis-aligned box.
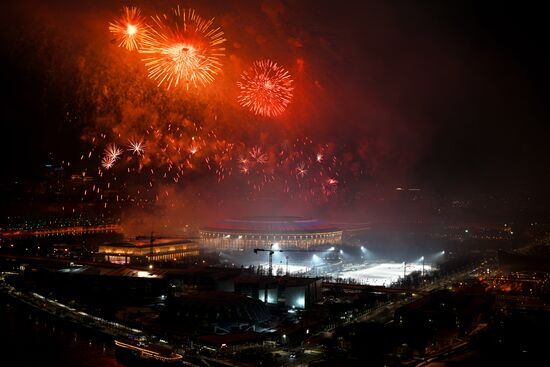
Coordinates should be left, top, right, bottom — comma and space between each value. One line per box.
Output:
394, 289, 491, 351
278, 276, 323, 309
164, 266, 322, 309
498, 249, 550, 273
234, 274, 322, 309
97, 236, 200, 265
162, 291, 271, 328
164, 266, 242, 295
199, 216, 342, 251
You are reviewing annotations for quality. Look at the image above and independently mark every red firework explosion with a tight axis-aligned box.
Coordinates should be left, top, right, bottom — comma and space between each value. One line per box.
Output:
108, 6, 149, 51
140, 6, 226, 90
237, 59, 294, 117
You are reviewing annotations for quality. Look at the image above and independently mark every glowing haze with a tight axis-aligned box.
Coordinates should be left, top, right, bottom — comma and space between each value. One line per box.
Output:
3, 0, 547, 231
73, 2, 361, 217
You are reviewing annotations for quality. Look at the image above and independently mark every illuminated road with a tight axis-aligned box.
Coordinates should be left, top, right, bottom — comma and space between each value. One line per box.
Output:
321, 263, 487, 333
0, 253, 127, 269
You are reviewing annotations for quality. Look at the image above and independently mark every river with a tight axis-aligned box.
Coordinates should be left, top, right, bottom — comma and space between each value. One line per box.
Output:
0, 290, 125, 366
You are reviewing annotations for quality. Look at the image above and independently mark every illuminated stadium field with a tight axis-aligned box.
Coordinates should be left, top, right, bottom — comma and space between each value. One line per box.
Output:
331, 262, 433, 286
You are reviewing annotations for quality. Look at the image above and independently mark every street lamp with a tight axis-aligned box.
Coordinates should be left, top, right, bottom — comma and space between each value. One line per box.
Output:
421, 256, 425, 277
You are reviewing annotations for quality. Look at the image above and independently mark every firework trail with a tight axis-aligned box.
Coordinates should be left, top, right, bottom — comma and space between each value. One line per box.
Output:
140, 6, 226, 89
82, 120, 354, 209
73, 5, 373, 212
109, 6, 149, 51
237, 59, 294, 117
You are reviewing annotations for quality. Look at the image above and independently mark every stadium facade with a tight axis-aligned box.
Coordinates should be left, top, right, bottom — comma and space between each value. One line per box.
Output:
199, 216, 342, 250
97, 237, 200, 264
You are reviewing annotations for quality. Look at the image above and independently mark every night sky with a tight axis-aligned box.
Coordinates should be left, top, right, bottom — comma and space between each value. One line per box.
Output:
1, 0, 549, 221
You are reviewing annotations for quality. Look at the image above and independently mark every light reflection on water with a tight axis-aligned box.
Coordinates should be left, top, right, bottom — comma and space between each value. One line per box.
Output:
0, 299, 124, 367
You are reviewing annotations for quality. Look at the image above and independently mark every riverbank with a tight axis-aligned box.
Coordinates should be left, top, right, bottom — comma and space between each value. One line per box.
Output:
0, 274, 236, 367
0, 274, 142, 341
0, 287, 125, 366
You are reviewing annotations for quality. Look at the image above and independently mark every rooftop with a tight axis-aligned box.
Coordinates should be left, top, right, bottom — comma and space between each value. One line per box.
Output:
201, 216, 340, 233
104, 237, 195, 248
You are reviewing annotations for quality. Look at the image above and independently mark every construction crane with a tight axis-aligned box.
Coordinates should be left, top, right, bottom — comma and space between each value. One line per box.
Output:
253, 246, 324, 276
149, 231, 156, 256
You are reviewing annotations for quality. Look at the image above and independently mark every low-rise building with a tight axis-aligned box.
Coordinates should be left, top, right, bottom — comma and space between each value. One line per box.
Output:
96, 236, 200, 264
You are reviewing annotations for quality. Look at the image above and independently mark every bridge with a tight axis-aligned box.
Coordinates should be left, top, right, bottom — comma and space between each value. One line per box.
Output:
0, 224, 120, 238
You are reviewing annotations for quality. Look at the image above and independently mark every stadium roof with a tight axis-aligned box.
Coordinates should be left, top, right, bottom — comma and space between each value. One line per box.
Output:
201, 216, 340, 234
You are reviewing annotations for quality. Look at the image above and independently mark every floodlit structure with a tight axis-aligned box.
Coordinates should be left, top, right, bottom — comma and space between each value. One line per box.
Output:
199, 216, 342, 251
97, 236, 200, 264
233, 274, 322, 309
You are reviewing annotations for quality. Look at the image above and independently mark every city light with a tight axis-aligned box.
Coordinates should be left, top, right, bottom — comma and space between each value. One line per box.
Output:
2, 2, 546, 366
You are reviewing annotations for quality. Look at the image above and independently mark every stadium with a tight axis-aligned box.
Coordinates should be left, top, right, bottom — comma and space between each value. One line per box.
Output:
199, 216, 343, 251
199, 217, 440, 287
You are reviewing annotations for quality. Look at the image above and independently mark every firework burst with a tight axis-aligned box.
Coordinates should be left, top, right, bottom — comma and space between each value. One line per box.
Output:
296, 162, 308, 178
101, 144, 123, 169
140, 6, 226, 89
83, 129, 356, 209
128, 139, 145, 156
101, 156, 115, 170
250, 146, 269, 164
109, 6, 149, 51
237, 59, 294, 117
